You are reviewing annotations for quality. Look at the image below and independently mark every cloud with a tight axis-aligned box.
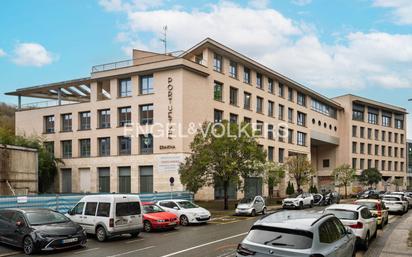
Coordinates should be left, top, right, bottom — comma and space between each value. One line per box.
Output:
0, 49, 6, 57
373, 0, 412, 25
99, 0, 164, 12
12, 43, 56, 67
291, 0, 312, 6
103, 1, 412, 90
248, 0, 269, 9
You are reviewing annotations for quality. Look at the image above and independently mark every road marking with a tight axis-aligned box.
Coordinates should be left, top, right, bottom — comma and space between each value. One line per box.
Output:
125, 239, 144, 244
0, 252, 20, 257
74, 248, 100, 254
106, 246, 155, 257
159, 232, 248, 257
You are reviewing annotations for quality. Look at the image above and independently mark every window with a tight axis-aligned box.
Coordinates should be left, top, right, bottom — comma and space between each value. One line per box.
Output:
401, 148, 404, 158
279, 83, 284, 97
381, 160, 386, 170
140, 166, 153, 193
268, 78, 274, 93
395, 162, 398, 171
352, 158, 357, 169
278, 127, 285, 142
297, 92, 306, 106
118, 106, 131, 127
243, 67, 251, 84
79, 139, 90, 157
388, 161, 392, 171
139, 75, 154, 95
96, 203, 111, 217
360, 127, 365, 138
214, 109, 223, 123
395, 118, 404, 129
118, 167, 131, 194
73, 202, 85, 215
61, 113, 72, 132
360, 159, 365, 170
288, 87, 294, 102
323, 159, 330, 168
244, 92, 251, 110
395, 147, 398, 157
279, 148, 285, 163
98, 137, 110, 156
388, 132, 392, 142
382, 131, 386, 141
352, 126, 357, 137
118, 136, 131, 155
268, 124, 274, 139
98, 109, 111, 128
256, 73, 263, 89
256, 97, 263, 113
84, 202, 97, 216
368, 110, 378, 124
268, 101, 274, 117
229, 87, 238, 106
352, 104, 364, 121
367, 144, 372, 155
352, 142, 357, 153
297, 112, 306, 126
44, 141, 54, 155
401, 162, 404, 171
213, 53, 222, 72
368, 128, 372, 139
297, 132, 306, 146
98, 168, 110, 193
278, 104, 284, 120
229, 60, 237, 78
44, 115, 55, 133
375, 160, 379, 169
244, 117, 251, 124
374, 129, 379, 140
256, 121, 263, 136
388, 146, 392, 157
61, 140, 72, 158
118, 78, 132, 97
381, 146, 385, 156
368, 159, 372, 169
79, 111, 91, 130
288, 129, 293, 144
401, 134, 404, 144
319, 219, 341, 244
311, 98, 337, 118
382, 115, 391, 127
229, 113, 238, 124
288, 108, 293, 123
140, 134, 153, 154
360, 143, 365, 154
394, 133, 398, 143
268, 146, 274, 161
214, 81, 223, 101
140, 104, 154, 125
116, 201, 141, 216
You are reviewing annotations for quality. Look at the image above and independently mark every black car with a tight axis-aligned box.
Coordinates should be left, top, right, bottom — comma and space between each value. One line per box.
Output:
0, 208, 87, 255
358, 190, 380, 199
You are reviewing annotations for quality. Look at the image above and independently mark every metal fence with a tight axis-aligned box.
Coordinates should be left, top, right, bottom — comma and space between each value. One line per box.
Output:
0, 191, 193, 214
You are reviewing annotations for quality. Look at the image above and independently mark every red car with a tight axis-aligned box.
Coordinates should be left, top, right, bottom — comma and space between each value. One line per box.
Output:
142, 202, 179, 232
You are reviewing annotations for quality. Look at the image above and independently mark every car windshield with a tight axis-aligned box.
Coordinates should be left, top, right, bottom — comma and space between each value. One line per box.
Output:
383, 197, 400, 201
288, 193, 300, 198
356, 202, 377, 210
178, 201, 198, 209
26, 211, 70, 225
239, 198, 253, 204
324, 209, 358, 220
143, 204, 164, 214
246, 225, 313, 249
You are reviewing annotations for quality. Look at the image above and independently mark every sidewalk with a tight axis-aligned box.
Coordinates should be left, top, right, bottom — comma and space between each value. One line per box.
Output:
378, 211, 412, 257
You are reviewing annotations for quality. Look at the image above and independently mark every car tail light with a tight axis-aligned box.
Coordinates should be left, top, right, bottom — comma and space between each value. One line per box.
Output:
109, 218, 114, 228
349, 222, 363, 229
310, 255, 325, 257
377, 204, 382, 216
236, 244, 256, 256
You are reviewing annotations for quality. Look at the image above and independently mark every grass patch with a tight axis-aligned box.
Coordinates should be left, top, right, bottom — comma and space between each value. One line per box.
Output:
408, 230, 412, 248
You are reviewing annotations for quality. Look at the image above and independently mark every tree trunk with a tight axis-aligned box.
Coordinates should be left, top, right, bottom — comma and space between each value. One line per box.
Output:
268, 178, 274, 198
223, 180, 229, 210
344, 183, 347, 199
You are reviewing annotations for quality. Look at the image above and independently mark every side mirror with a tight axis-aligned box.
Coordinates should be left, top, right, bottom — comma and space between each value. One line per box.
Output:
68, 210, 74, 215
346, 227, 352, 235
173, 206, 179, 210
16, 221, 24, 227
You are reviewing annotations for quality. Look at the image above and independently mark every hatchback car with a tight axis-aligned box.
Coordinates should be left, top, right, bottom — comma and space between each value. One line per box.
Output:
382, 194, 408, 214
235, 196, 266, 216
282, 192, 314, 209
354, 199, 389, 229
324, 204, 377, 250
157, 200, 211, 226
141, 202, 178, 232
391, 192, 412, 209
0, 208, 87, 255
357, 190, 380, 199
236, 211, 356, 257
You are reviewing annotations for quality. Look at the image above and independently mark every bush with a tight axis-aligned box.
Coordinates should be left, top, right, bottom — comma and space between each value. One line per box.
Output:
286, 181, 295, 195
309, 185, 318, 194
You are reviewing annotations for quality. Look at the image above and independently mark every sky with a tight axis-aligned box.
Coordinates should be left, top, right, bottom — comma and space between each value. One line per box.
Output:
1, 0, 412, 136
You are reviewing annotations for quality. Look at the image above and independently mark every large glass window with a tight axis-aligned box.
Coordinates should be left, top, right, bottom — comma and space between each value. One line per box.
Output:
297, 112, 306, 126
44, 115, 55, 133
382, 115, 391, 127
229, 113, 238, 124
288, 87, 294, 102
368, 112, 378, 124
79, 111, 91, 130
98, 168, 110, 193
118, 78, 132, 97
268, 78, 274, 93
256, 73, 263, 89
244, 92, 251, 110
395, 116, 404, 129
139, 134, 153, 154
268, 146, 274, 161
118, 106, 131, 127
256, 97, 263, 113
140, 104, 154, 125
79, 139, 90, 157
297, 132, 306, 146
229, 87, 238, 106
61, 140, 72, 158
118, 136, 131, 155
118, 167, 131, 194
98, 137, 110, 156
278, 148, 284, 163
243, 67, 251, 84
98, 109, 111, 128
139, 166, 153, 193
297, 92, 306, 106
214, 81, 223, 101
213, 53, 222, 72
61, 113, 72, 132
214, 109, 223, 123
229, 60, 237, 78
278, 83, 284, 97
311, 98, 337, 118
139, 75, 154, 95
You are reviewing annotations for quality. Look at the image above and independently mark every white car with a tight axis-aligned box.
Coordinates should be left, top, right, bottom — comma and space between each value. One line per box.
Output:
324, 204, 377, 250
235, 196, 266, 216
382, 194, 408, 214
66, 194, 143, 242
282, 192, 314, 209
157, 199, 211, 226
391, 192, 412, 209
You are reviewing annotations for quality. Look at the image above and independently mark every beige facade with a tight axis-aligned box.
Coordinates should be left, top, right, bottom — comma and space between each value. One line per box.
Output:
7, 38, 408, 199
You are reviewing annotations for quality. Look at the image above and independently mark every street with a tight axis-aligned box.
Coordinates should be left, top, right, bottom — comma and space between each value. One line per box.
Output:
0, 205, 409, 257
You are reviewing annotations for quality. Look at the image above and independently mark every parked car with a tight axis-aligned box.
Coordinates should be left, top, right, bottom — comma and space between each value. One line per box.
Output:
382, 194, 408, 214
66, 194, 143, 242
0, 208, 87, 255
357, 190, 380, 199
235, 196, 266, 216
141, 202, 178, 232
391, 192, 412, 208
157, 199, 211, 226
236, 211, 356, 257
325, 191, 341, 205
282, 192, 314, 209
324, 204, 378, 250
354, 199, 389, 229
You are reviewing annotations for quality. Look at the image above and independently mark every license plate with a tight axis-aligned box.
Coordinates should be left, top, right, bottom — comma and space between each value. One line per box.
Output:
169, 222, 176, 226
62, 238, 78, 244
201, 215, 209, 218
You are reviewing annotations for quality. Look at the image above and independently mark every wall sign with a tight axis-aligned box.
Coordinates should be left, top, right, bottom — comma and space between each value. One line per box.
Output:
160, 145, 176, 150
167, 77, 174, 139
157, 154, 185, 173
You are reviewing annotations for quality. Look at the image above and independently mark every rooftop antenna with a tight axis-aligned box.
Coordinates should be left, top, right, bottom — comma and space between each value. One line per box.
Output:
160, 25, 168, 54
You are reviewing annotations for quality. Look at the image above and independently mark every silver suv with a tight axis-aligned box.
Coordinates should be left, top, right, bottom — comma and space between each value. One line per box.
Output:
237, 211, 356, 257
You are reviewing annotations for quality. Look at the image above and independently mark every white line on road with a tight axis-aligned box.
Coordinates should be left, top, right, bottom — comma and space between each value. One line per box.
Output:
106, 246, 155, 257
125, 239, 144, 244
0, 252, 20, 257
74, 248, 100, 254
159, 232, 248, 257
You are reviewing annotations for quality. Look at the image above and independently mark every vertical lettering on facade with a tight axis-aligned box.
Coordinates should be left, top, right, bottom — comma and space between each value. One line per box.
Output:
167, 77, 173, 139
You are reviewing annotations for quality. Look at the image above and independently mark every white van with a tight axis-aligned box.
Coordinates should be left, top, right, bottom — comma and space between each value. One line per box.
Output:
66, 194, 143, 242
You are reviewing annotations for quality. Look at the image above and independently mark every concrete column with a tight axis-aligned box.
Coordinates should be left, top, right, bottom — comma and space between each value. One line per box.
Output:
90, 82, 98, 102
131, 165, 139, 193
57, 88, 62, 106
18, 95, 21, 110
110, 79, 118, 99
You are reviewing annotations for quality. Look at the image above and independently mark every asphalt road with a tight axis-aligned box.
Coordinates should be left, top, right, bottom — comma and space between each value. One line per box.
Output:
0, 206, 407, 257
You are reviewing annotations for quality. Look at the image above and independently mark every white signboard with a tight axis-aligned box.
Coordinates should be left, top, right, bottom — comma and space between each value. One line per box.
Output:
157, 154, 185, 173
17, 196, 28, 204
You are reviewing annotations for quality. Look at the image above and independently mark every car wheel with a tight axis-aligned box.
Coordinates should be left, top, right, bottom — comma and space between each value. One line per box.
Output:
180, 215, 189, 226
143, 221, 152, 232
299, 202, 303, 210
262, 207, 267, 215
385, 216, 389, 225
96, 226, 107, 242
23, 236, 36, 255
130, 232, 139, 238
310, 201, 314, 208
363, 232, 370, 251
251, 209, 256, 217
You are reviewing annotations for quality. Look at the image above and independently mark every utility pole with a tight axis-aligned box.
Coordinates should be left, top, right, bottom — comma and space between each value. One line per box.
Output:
160, 25, 168, 54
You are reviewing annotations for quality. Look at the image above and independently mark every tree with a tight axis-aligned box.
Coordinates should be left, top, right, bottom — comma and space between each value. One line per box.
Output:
285, 155, 314, 193
0, 102, 16, 132
332, 164, 356, 199
179, 121, 266, 210
309, 185, 318, 194
286, 181, 295, 195
259, 161, 285, 198
358, 168, 382, 188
